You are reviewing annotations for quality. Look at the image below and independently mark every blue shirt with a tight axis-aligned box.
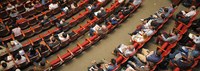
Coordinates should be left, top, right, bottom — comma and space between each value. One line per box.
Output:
147, 52, 162, 63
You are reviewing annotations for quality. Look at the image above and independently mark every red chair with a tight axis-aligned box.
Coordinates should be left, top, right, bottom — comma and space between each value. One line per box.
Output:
71, 46, 83, 56
28, 17, 38, 26
16, 5, 26, 13
32, 25, 43, 34
23, 28, 35, 38
60, 49, 74, 62
0, 11, 9, 19
50, 55, 64, 69
0, 26, 10, 37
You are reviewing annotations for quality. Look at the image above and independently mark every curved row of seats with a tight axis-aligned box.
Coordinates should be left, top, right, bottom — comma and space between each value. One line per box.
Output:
47, 0, 144, 70
0, 0, 87, 43
112, 3, 177, 71
150, 11, 199, 71
0, 0, 100, 70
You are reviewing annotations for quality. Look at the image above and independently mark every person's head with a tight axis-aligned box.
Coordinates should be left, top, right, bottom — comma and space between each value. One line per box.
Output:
161, 14, 165, 19
62, 33, 67, 38
156, 50, 161, 56
190, 6, 196, 10
1, 62, 7, 68
35, 1, 40, 4
164, 8, 169, 13
10, 41, 15, 46
7, 3, 12, 7
111, 58, 116, 65
40, 61, 46, 66
16, 54, 22, 60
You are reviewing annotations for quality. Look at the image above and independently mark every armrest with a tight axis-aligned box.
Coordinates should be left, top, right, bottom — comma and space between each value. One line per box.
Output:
80, 25, 86, 29
44, 41, 53, 52
24, 53, 31, 62
30, 27, 35, 32
72, 30, 78, 35
85, 38, 92, 43
157, 46, 166, 52
77, 43, 83, 50
173, 28, 183, 34
57, 54, 64, 62
36, 49, 41, 57
6, 26, 10, 31
67, 49, 74, 56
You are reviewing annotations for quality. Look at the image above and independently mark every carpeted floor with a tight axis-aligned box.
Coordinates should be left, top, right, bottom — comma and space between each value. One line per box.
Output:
46, 0, 200, 71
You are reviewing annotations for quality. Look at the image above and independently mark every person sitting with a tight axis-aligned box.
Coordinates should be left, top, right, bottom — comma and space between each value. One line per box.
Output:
38, 41, 48, 53
57, 32, 70, 42
156, 29, 180, 44
113, 44, 135, 57
40, 15, 49, 26
89, 24, 107, 36
6, 3, 15, 11
25, 2, 35, 12
88, 60, 104, 71
12, 26, 22, 37
55, 18, 68, 28
34, 1, 42, 8
46, 35, 60, 48
127, 56, 150, 71
137, 48, 162, 65
102, 58, 117, 71
120, 6, 133, 16
188, 33, 200, 47
87, 4, 97, 12
9, 40, 22, 52
62, 5, 70, 13
70, 2, 77, 10
49, 1, 59, 10
176, 6, 196, 23
94, 7, 107, 18
98, 0, 105, 3
191, 18, 200, 33
9, 10, 19, 18
0, 60, 14, 71
108, 15, 120, 25
129, 0, 142, 6
33, 58, 50, 71
130, 32, 147, 43
169, 49, 194, 69
28, 47, 38, 58
15, 54, 27, 65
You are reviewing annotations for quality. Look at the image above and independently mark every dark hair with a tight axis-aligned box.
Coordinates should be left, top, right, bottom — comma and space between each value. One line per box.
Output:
111, 59, 116, 65
2, 62, 7, 68
40, 62, 45, 66
62, 33, 67, 38
164, 8, 169, 12
161, 14, 165, 19
16, 54, 22, 60
156, 50, 161, 56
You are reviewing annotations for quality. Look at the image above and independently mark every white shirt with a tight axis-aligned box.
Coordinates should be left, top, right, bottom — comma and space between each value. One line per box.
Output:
131, 34, 145, 43
15, 56, 26, 65
49, 3, 58, 10
62, 6, 69, 12
133, 0, 142, 5
118, 0, 124, 3
12, 27, 22, 37
98, 0, 105, 3
6, 6, 15, 11
144, 20, 153, 28
58, 32, 70, 42
193, 35, 200, 44
142, 28, 154, 36
184, 10, 196, 17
